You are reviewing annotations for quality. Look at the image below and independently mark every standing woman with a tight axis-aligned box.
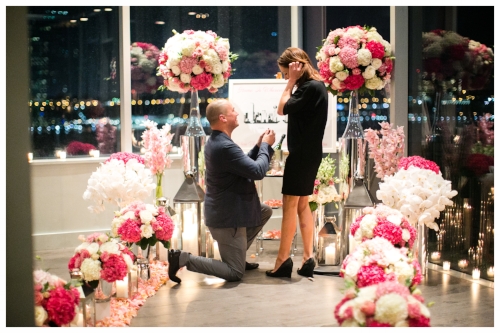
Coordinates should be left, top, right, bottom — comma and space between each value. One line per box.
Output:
266, 47, 328, 278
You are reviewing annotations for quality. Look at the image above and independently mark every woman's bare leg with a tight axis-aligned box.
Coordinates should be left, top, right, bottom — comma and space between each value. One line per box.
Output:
271, 194, 299, 272
297, 196, 314, 265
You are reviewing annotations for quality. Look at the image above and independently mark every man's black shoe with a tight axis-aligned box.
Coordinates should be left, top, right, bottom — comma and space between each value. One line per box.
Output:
168, 249, 182, 283
245, 262, 259, 270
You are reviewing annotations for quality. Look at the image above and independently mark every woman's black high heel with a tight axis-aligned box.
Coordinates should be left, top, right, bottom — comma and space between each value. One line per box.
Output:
297, 257, 315, 278
266, 257, 293, 278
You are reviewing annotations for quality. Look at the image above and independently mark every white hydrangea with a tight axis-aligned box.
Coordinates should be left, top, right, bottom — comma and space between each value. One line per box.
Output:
374, 294, 408, 325
80, 258, 101, 281
357, 48, 372, 66
329, 56, 344, 73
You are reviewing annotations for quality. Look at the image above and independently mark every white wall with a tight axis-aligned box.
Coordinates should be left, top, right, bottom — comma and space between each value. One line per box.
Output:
30, 155, 185, 251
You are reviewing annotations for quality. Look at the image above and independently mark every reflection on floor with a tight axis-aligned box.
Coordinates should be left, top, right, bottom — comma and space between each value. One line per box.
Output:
34, 237, 494, 327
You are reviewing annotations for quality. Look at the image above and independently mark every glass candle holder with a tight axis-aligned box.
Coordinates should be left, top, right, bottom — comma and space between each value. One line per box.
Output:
443, 261, 451, 271
430, 252, 441, 260
487, 267, 494, 278
472, 268, 480, 279
458, 259, 468, 269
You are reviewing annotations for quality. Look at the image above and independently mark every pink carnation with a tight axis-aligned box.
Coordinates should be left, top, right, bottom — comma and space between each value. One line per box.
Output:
366, 40, 385, 59
398, 156, 440, 174
190, 72, 213, 90
152, 213, 175, 241
100, 253, 128, 282
373, 221, 403, 246
343, 74, 364, 90
117, 218, 142, 243
357, 265, 386, 287
106, 152, 145, 165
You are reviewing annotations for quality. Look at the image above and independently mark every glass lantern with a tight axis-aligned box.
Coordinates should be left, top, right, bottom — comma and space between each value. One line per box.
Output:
137, 258, 150, 281
70, 268, 96, 327
316, 216, 341, 266
173, 171, 206, 257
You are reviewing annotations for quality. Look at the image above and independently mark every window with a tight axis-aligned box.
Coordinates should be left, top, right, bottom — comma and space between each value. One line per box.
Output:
28, 6, 121, 158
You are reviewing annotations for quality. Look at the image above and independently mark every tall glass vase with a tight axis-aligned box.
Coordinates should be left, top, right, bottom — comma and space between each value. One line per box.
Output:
155, 172, 163, 200
185, 89, 205, 137
414, 223, 428, 276
312, 203, 325, 258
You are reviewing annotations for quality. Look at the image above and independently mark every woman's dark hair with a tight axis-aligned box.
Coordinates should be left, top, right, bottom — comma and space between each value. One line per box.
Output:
277, 47, 322, 86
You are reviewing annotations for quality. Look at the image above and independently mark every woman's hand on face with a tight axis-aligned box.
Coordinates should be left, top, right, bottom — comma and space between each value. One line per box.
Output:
288, 61, 303, 83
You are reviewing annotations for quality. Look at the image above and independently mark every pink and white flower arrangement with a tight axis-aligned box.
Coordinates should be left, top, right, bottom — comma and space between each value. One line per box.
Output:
377, 156, 458, 231
67, 233, 136, 286
131, 42, 163, 95
157, 29, 238, 93
364, 122, 405, 178
141, 119, 175, 197
111, 200, 175, 250
350, 204, 417, 249
309, 154, 341, 211
334, 281, 431, 327
33, 269, 80, 327
422, 29, 494, 91
340, 237, 422, 290
316, 25, 394, 95
83, 152, 156, 213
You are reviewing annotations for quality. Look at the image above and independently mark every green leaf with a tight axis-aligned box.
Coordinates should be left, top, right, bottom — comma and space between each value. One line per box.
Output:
160, 240, 171, 249
309, 201, 318, 212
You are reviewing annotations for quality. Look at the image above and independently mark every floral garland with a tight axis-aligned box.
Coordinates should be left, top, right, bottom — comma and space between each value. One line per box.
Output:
33, 269, 81, 327
131, 42, 162, 95
364, 122, 405, 178
350, 204, 417, 250
96, 261, 169, 327
340, 237, 422, 290
376, 156, 458, 231
316, 25, 394, 95
309, 154, 341, 211
111, 200, 175, 251
157, 29, 238, 93
334, 281, 431, 327
83, 152, 156, 213
68, 233, 136, 287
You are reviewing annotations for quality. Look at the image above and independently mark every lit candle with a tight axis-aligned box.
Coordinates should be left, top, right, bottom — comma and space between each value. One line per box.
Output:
431, 252, 441, 260
28, 152, 33, 162
325, 244, 336, 265
487, 267, 494, 278
458, 260, 468, 269
182, 209, 198, 255
115, 276, 128, 298
93, 150, 100, 158
89, 149, 94, 157
443, 261, 451, 271
59, 151, 66, 159
213, 241, 221, 260
472, 268, 480, 280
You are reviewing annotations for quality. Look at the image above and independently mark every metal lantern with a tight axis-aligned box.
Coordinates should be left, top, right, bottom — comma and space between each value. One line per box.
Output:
137, 258, 150, 281
70, 268, 96, 327
173, 170, 206, 256
205, 229, 221, 260
316, 216, 341, 266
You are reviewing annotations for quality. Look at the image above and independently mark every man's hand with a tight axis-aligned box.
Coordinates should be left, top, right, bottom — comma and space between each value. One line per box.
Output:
261, 129, 276, 147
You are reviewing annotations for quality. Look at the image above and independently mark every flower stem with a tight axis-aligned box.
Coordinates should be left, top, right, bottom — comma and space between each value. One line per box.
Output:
155, 173, 163, 199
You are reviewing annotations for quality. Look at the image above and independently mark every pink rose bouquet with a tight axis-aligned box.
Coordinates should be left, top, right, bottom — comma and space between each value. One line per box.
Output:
340, 237, 422, 290
350, 204, 417, 250
334, 281, 431, 327
111, 200, 175, 251
33, 269, 80, 327
364, 122, 405, 178
316, 25, 394, 95
67, 232, 136, 288
131, 42, 163, 94
83, 152, 156, 213
157, 29, 238, 93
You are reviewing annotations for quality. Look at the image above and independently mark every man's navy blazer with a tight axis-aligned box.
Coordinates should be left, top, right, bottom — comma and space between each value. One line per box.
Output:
204, 130, 274, 228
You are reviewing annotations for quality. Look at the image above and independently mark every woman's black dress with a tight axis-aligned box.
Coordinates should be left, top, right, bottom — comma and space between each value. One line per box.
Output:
282, 79, 328, 196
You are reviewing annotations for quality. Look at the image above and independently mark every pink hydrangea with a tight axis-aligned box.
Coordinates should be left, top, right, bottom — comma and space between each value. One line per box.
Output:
117, 218, 143, 243
152, 213, 175, 241
338, 47, 359, 69
366, 40, 385, 59
343, 74, 364, 90
45, 286, 80, 326
100, 253, 128, 282
190, 71, 213, 90
373, 221, 403, 246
